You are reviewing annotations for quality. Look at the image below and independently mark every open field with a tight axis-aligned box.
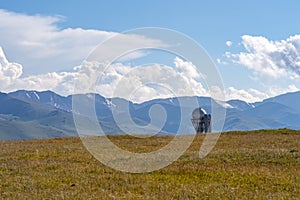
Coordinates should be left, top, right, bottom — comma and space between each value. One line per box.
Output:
0, 129, 300, 199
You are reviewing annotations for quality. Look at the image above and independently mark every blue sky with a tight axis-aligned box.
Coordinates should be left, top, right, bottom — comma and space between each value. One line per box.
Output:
0, 1, 300, 102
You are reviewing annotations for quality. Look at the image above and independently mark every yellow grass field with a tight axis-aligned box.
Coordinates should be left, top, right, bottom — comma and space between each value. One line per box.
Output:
1, 129, 299, 199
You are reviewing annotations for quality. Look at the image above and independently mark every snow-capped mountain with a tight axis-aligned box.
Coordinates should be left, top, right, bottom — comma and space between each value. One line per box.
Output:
8, 90, 72, 111
1, 90, 300, 140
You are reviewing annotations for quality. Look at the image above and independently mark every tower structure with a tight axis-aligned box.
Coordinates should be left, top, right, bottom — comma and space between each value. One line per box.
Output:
191, 107, 211, 133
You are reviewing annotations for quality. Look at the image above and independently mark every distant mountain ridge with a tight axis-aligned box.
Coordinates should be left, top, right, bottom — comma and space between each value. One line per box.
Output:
1, 90, 300, 140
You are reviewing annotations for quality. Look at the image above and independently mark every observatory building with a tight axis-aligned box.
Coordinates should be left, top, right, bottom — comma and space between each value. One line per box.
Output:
191, 107, 211, 133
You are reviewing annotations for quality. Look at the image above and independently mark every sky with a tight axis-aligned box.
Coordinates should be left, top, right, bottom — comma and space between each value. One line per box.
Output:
0, 0, 300, 102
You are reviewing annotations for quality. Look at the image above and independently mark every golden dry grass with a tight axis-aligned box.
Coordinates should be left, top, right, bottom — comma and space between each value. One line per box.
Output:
0, 129, 299, 199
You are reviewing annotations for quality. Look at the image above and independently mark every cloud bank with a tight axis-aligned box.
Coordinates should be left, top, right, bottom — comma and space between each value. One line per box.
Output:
1, 45, 298, 103
0, 46, 210, 103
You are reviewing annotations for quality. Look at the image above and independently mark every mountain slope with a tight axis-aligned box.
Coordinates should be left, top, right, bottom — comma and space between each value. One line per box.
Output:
0, 115, 75, 140
0, 92, 77, 140
262, 91, 300, 112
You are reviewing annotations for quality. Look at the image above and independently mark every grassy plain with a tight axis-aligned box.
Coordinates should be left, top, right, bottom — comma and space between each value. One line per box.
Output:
0, 129, 299, 199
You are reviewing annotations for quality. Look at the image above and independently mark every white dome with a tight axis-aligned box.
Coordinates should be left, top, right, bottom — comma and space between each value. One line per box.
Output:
192, 107, 207, 119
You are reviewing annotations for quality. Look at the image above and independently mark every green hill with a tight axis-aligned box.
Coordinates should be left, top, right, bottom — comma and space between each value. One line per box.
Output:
0, 113, 77, 140
1, 130, 299, 199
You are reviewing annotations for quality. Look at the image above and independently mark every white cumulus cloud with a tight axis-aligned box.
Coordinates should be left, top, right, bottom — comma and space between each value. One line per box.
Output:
225, 87, 269, 102
0, 9, 165, 75
224, 84, 299, 103
0, 47, 23, 88
0, 9, 115, 74
226, 41, 232, 47
226, 35, 300, 78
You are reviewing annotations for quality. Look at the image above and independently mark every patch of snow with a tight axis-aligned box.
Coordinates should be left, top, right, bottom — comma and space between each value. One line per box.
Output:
224, 103, 234, 108
105, 99, 116, 108
87, 94, 93, 99
218, 101, 233, 108
33, 91, 40, 100
247, 102, 255, 108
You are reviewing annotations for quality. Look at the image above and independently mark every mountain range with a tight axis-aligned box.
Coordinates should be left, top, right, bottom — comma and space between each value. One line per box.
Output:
1, 90, 300, 140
